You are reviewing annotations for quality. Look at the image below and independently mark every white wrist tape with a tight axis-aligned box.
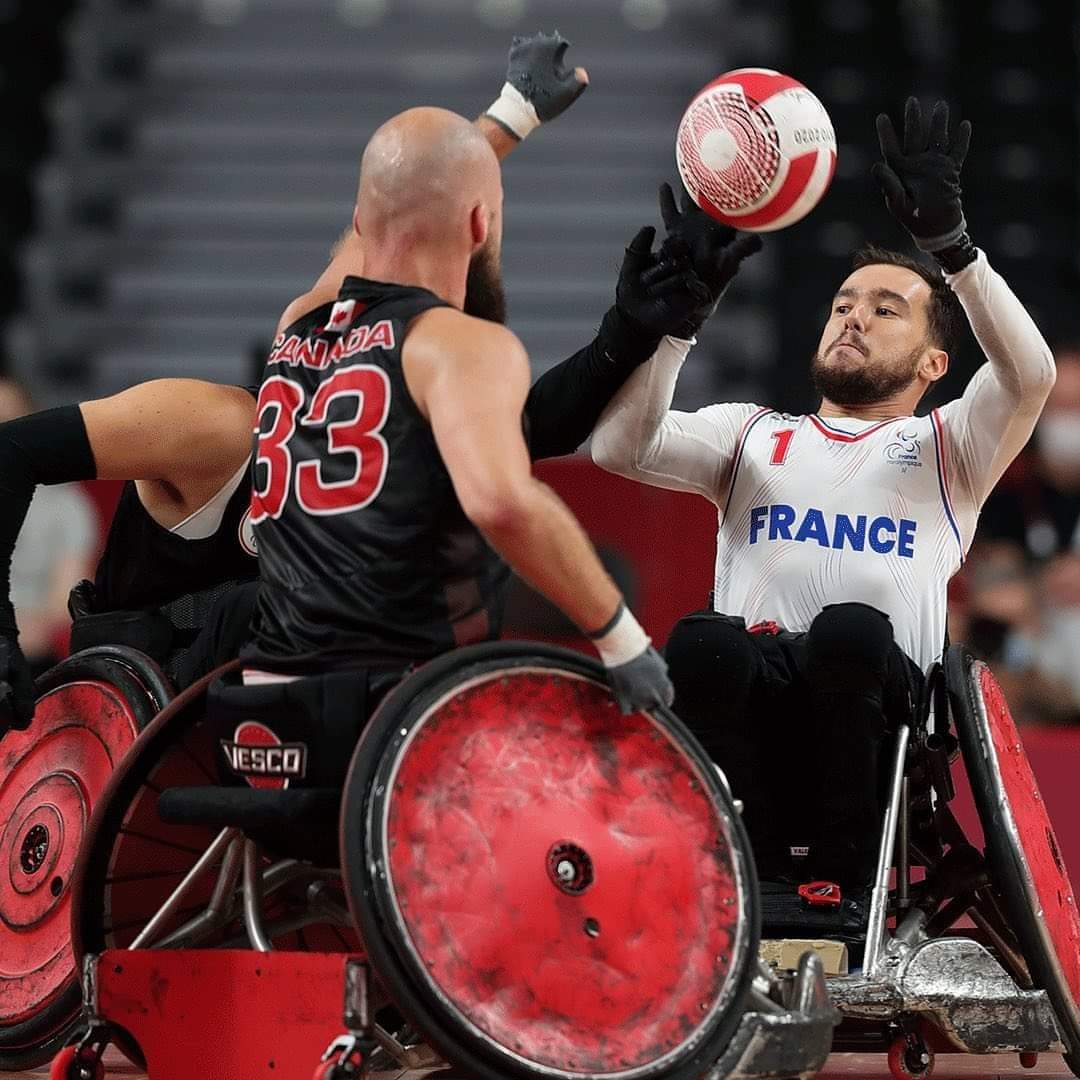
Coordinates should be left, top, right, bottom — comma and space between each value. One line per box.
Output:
483, 82, 541, 140
591, 604, 651, 668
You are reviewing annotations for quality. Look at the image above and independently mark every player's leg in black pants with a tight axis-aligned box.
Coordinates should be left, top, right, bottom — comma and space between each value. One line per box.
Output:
664, 610, 794, 880
800, 602, 919, 890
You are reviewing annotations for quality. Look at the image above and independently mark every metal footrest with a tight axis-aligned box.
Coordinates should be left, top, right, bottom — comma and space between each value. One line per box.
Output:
707, 951, 839, 1079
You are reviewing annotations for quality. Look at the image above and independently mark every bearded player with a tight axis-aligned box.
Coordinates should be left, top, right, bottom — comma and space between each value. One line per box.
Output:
0, 32, 726, 733
592, 98, 1055, 903
0, 34, 739, 732
238, 106, 689, 724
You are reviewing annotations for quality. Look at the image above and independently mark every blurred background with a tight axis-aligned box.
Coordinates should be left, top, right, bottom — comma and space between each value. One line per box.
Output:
2, 0, 1080, 732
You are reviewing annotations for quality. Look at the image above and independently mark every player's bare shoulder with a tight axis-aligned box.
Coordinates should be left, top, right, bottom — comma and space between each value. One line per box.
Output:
403, 308, 528, 416
408, 307, 526, 365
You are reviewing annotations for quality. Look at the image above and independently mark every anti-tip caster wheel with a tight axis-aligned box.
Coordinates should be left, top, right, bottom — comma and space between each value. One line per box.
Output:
313, 1058, 364, 1079
50, 1044, 105, 1080
888, 1033, 934, 1079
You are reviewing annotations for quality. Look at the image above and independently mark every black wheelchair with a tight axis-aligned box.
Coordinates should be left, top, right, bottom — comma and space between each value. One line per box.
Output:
763, 643, 1080, 1079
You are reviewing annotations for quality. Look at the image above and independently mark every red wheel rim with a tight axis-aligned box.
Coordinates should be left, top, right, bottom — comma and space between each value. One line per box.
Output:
48, 1043, 77, 1080
382, 668, 748, 1075
976, 665, 1080, 1019
0, 683, 138, 1027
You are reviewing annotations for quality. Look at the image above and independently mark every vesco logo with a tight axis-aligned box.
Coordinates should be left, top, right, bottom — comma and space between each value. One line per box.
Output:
220, 722, 307, 790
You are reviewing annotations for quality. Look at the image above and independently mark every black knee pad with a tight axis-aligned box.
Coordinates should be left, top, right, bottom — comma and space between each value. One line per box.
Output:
664, 610, 759, 715
805, 602, 895, 695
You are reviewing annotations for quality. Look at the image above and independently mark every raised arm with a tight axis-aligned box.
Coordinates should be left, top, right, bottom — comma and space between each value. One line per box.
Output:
405, 308, 672, 713
936, 251, 1055, 507
591, 183, 763, 497
530, 184, 762, 463
524, 220, 714, 459
871, 97, 1055, 515
590, 338, 760, 501
478, 31, 588, 161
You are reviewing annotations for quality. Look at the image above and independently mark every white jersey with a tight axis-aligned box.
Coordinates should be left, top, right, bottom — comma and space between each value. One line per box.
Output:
705, 405, 962, 668
592, 251, 1055, 670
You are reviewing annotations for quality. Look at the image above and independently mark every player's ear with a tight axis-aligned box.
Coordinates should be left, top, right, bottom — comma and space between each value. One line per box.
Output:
470, 203, 489, 250
352, 204, 362, 240
921, 346, 948, 384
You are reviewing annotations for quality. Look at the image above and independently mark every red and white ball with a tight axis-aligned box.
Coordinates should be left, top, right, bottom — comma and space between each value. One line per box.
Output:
676, 68, 836, 232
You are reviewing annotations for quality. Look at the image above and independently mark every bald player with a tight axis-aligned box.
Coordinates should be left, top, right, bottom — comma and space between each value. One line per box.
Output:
238, 107, 676, 718
0, 34, 730, 733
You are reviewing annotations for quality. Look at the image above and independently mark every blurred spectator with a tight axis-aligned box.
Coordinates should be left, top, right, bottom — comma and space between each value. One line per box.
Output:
0, 378, 97, 675
953, 543, 1080, 725
980, 348, 1080, 560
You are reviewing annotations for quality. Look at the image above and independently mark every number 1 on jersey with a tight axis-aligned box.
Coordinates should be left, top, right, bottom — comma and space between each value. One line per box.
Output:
769, 428, 795, 466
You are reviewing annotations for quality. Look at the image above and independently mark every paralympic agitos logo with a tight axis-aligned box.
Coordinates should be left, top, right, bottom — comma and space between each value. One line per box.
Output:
220, 721, 308, 790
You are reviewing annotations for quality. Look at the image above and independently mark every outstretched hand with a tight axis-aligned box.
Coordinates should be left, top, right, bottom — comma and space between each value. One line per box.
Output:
640, 182, 763, 336
871, 96, 971, 254
658, 182, 762, 294
484, 31, 588, 141
615, 224, 713, 341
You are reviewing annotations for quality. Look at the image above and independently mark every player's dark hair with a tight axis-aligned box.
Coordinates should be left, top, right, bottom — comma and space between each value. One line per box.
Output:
851, 245, 964, 358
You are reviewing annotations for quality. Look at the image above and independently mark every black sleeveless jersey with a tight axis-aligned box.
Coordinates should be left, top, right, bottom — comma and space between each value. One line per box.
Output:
94, 459, 258, 614
245, 277, 506, 669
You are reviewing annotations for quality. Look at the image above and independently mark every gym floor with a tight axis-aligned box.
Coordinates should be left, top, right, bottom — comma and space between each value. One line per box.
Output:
10, 1052, 1076, 1078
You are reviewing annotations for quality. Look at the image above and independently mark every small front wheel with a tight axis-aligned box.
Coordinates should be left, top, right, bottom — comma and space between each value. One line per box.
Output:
313, 1056, 364, 1079
887, 1033, 934, 1079
49, 1044, 105, 1080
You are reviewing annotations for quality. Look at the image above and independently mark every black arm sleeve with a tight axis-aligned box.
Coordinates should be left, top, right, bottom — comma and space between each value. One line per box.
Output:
0, 406, 97, 631
523, 306, 661, 461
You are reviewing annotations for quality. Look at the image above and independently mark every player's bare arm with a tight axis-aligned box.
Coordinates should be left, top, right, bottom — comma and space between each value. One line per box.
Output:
405, 309, 619, 631
0, 378, 255, 729
80, 380, 256, 527
405, 306, 671, 712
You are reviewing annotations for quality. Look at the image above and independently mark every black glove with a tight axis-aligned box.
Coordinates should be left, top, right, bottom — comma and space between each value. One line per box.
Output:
659, 182, 763, 293
0, 630, 35, 737
484, 31, 588, 139
655, 182, 762, 336
606, 645, 674, 715
871, 97, 977, 272
614, 225, 713, 340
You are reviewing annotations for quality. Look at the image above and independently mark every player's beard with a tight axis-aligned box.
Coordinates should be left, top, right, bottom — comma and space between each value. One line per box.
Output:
464, 241, 507, 325
810, 340, 923, 407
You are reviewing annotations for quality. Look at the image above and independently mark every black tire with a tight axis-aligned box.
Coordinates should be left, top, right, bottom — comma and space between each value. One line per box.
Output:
341, 641, 760, 1080
48, 645, 174, 719
0, 649, 172, 1071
